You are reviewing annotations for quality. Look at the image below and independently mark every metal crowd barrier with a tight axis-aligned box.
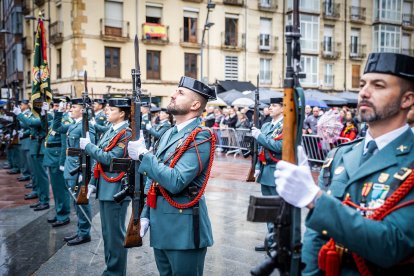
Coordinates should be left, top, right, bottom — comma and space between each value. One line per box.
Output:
209, 127, 250, 158
302, 134, 351, 164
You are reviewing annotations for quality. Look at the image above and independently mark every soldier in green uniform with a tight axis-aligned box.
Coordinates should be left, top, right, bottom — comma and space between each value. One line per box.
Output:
128, 76, 216, 276
145, 108, 173, 148
6, 101, 21, 175
92, 98, 108, 140
14, 102, 50, 209
275, 52, 414, 275
80, 98, 132, 276
17, 100, 32, 183
43, 97, 72, 227
250, 97, 283, 251
53, 97, 96, 245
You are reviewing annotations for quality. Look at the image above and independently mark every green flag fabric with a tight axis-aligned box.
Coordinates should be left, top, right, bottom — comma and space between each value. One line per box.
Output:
31, 18, 52, 117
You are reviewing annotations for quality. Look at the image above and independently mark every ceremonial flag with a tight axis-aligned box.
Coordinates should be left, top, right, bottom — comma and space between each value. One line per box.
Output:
31, 18, 52, 117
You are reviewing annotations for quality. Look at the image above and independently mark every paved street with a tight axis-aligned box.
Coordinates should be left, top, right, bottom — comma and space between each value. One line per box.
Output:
0, 155, 310, 276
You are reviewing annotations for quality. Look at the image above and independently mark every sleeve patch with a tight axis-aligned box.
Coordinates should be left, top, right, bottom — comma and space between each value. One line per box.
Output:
117, 143, 126, 149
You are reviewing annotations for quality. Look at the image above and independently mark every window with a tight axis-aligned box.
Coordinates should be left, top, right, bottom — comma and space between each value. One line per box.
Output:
324, 0, 334, 15
105, 47, 120, 78
260, 0, 271, 8
350, 28, 361, 56
57, 49, 62, 79
146, 5, 162, 24
259, 18, 272, 50
373, 0, 402, 23
225, 16, 238, 47
402, 34, 411, 55
183, 10, 198, 43
224, 56, 238, 80
287, 0, 320, 12
260, 58, 272, 84
104, 1, 123, 36
147, 50, 161, 80
323, 26, 334, 53
298, 14, 319, 52
300, 55, 318, 86
184, 53, 197, 79
402, 1, 413, 25
352, 64, 360, 88
373, 24, 401, 53
324, 63, 334, 86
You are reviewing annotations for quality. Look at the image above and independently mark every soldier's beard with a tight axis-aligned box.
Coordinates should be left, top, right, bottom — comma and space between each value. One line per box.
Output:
357, 96, 401, 123
167, 101, 190, 116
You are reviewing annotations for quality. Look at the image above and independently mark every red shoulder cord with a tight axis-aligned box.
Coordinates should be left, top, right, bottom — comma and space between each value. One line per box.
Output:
93, 129, 130, 182
259, 134, 282, 163
147, 128, 216, 209
318, 170, 414, 276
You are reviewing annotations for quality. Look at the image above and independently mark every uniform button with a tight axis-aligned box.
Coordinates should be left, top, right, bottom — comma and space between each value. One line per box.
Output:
322, 230, 328, 235
179, 209, 182, 213
143, 172, 147, 176
327, 190, 332, 195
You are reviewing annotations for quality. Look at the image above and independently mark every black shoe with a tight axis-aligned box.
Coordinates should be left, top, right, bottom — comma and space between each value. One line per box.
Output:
254, 244, 266, 252
51, 219, 70, 228
30, 202, 41, 208
67, 236, 91, 246
47, 217, 57, 223
33, 203, 49, 211
63, 233, 78, 242
2, 165, 11, 169
24, 193, 38, 200
25, 183, 33, 189
7, 170, 20, 175
18, 176, 30, 181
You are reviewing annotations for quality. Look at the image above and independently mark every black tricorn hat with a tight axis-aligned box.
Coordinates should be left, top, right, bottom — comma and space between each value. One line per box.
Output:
150, 106, 161, 113
108, 98, 131, 108
71, 97, 91, 105
178, 76, 217, 100
53, 96, 70, 104
94, 98, 107, 105
141, 102, 150, 108
270, 98, 283, 104
364, 52, 414, 81
20, 99, 30, 105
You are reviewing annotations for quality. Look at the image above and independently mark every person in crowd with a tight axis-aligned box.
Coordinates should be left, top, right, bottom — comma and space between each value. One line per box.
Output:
227, 108, 238, 128
304, 106, 321, 134
235, 111, 251, 129
203, 106, 215, 128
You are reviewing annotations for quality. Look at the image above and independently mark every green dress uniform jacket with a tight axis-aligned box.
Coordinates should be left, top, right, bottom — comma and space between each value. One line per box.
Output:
148, 120, 171, 140
255, 119, 283, 187
84, 122, 131, 276
139, 118, 214, 250
94, 110, 109, 140
302, 128, 414, 275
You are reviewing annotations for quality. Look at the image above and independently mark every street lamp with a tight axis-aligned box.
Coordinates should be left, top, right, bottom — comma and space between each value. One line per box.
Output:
200, 1, 215, 84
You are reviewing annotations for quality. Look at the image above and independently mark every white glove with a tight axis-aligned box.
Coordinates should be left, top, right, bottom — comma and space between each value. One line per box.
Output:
89, 118, 96, 126
87, 184, 96, 199
5, 134, 10, 140
78, 174, 83, 183
12, 130, 16, 136
80, 133, 91, 150
12, 106, 21, 116
297, 145, 309, 167
251, 127, 261, 139
254, 169, 260, 178
274, 160, 320, 208
59, 165, 64, 172
40, 102, 49, 115
140, 218, 150, 238
18, 130, 23, 138
58, 101, 66, 112
128, 137, 148, 160
145, 122, 152, 130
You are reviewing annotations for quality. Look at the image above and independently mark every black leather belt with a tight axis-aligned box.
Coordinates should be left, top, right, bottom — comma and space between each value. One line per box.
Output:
46, 143, 62, 148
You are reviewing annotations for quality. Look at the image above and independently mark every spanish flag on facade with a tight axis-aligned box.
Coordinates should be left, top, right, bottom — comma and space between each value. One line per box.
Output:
30, 17, 52, 117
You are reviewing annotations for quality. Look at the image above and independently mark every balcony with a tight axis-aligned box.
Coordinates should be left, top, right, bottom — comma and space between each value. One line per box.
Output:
223, 0, 244, 7
349, 6, 366, 23
401, 49, 414, 56
402, 14, 414, 29
221, 32, 245, 51
324, 75, 334, 88
100, 19, 130, 42
21, 37, 33, 55
22, 0, 30, 15
258, 34, 278, 53
320, 41, 341, 59
179, 28, 200, 48
142, 23, 169, 45
322, 2, 340, 20
349, 43, 366, 60
49, 21, 64, 45
258, 0, 277, 12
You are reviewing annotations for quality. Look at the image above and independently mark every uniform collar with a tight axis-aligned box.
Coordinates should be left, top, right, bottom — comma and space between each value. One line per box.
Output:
176, 117, 197, 132
74, 117, 82, 124
364, 124, 409, 154
271, 115, 283, 126
112, 120, 128, 131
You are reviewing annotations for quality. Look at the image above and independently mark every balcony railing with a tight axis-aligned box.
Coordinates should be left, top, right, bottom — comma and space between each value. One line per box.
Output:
50, 21, 64, 45
258, 0, 277, 12
322, 2, 340, 19
320, 41, 341, 59
142, 23, 169, 44
349, 6, 366, 22
402, 14, 414, 29
258, 34, 278, 53
179, 27, 201, 48
349, 43, 366, 59
221, 32, 245, 51
223, 0, 244, 6
21, 37, 32, 55
100, 18, 130, 42
401, 49, 414, 56
324, 75, 334, 87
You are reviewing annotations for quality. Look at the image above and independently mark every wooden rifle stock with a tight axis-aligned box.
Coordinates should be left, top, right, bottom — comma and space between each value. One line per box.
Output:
124, 215, 142, 248
282, 87, 296, 164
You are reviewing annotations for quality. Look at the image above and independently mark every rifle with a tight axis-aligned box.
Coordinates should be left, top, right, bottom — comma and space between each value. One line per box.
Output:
67, 71, 91, 205
247, 0, 305, 275
110, 35, 144, 248
246, 74, 260, 182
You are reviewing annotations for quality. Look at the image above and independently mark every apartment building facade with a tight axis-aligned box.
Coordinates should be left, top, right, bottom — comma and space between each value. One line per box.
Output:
1, 0, 413, 104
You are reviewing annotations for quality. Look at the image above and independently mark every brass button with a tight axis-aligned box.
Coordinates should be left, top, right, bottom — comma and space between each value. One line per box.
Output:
322, 230, 328, 235
179, 209, 183, 213
327, 190, 332, 195
143, 172, 147, 176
